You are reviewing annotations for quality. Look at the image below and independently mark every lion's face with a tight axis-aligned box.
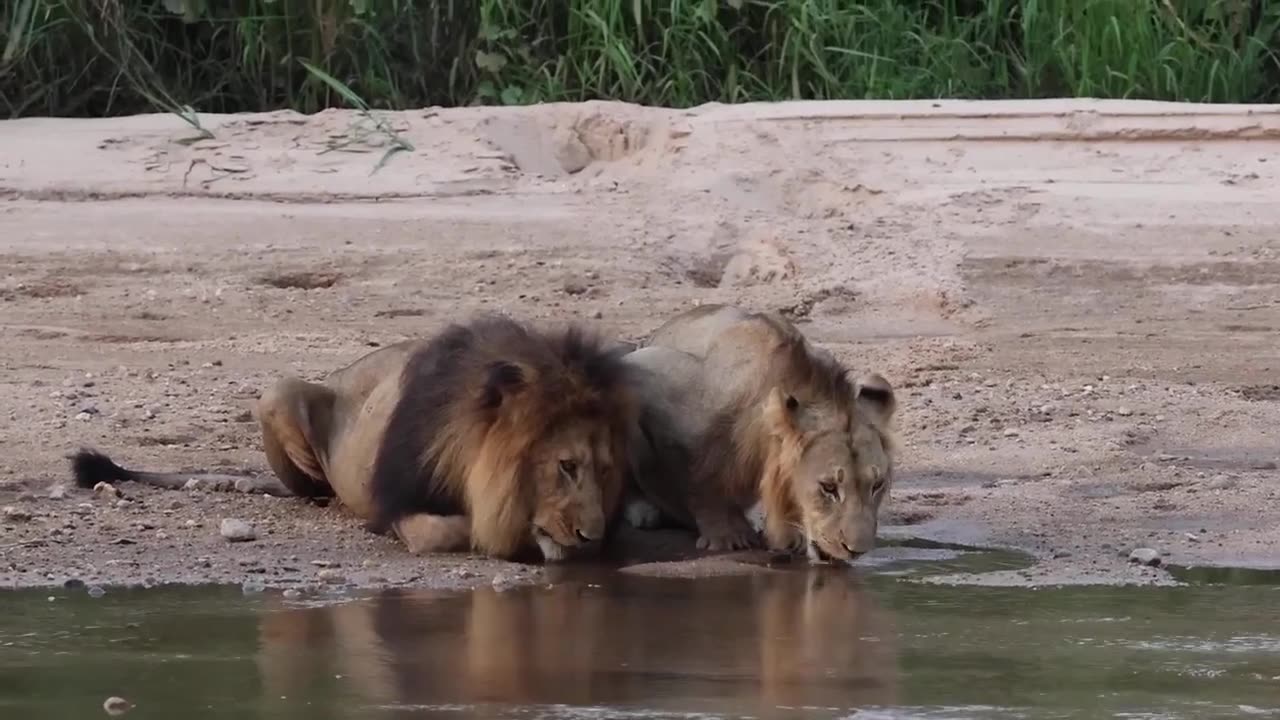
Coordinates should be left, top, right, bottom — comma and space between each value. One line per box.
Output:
525, 418, 619, 562
794, 421, 893, 564
765, 376, 896, 564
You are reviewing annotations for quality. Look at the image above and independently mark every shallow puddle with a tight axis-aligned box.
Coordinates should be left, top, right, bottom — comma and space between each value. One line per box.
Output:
1, 547, 1277, 719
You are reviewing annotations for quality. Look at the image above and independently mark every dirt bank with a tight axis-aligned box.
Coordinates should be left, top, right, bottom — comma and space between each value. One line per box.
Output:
1, 98, 1278, 591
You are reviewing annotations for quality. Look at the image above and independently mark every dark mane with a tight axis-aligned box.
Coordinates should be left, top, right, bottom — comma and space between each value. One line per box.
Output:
366, 314, 634, 538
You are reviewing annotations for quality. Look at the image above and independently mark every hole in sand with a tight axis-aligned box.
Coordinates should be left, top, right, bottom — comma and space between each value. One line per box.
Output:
259, 271, 342, 290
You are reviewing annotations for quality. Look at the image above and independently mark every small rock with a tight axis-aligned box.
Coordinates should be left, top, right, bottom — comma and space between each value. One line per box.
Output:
219, 518, 257, 542
1206, 474, 1237, 490
183, 479, 202, 491
562, 279, 588, 296
75, 412, 93, 421
492, 572, 515, 592
155, 531, 168, 541
241, 580, 266, 594
88, 585, 106, 598
317, 568, 344, 584
2, 505, 32, 522
103, 696, 132, 715
282, 589, 301, 599
47, 484, 68, 500
591, 310, 604, 319
1116, 407, 1133, 417
1128, 547, 1162, 567
93, 482, 121, 499
1002, 428, 1020, 438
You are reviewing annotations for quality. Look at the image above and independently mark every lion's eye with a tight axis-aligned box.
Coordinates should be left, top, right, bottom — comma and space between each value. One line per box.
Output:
559, 459, 578, 479
819, 480, 838, 497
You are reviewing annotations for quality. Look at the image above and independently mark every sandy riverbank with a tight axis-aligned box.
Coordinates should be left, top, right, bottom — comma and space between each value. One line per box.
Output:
1, 98, 1277, 591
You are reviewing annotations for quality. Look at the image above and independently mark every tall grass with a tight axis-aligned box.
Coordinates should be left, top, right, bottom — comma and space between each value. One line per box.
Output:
2, 0, 1278, 119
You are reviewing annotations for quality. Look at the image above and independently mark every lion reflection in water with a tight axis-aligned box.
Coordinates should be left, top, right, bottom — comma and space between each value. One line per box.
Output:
255, 570, 898, 717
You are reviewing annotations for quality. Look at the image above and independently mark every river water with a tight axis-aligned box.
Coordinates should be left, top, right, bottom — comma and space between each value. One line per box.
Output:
2, 546, 1277, 719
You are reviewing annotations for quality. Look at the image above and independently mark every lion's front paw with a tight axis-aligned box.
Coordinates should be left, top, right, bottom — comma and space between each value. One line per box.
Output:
623, 497, 663, 529
695, 526, 761, 552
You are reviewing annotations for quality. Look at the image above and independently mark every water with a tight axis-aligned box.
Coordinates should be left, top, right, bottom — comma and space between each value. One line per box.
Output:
2, 547, 1278, 720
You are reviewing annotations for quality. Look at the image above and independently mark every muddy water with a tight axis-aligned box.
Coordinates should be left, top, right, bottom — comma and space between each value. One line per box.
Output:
2, 549, 1277, 720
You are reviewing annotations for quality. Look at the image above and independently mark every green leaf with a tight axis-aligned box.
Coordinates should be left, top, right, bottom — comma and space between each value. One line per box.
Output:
475, 50, 507, 74
297, 59, 370, 111
2, 0, 35, 65
500, 85, 524, 105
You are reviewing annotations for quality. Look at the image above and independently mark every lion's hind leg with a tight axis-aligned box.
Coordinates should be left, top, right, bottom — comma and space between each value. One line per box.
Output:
257, 376, 338, 499
392, 513, 471, 555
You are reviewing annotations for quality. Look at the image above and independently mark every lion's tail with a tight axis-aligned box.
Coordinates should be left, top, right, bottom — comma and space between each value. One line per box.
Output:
69, 448, 294, 496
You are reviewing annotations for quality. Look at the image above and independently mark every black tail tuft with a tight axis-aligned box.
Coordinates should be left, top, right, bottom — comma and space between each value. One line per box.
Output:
70, 448, 135, 488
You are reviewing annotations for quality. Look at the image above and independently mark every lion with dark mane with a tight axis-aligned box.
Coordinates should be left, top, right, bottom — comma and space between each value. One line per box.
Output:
71, 314, 638, 563
621, 304, 897, 563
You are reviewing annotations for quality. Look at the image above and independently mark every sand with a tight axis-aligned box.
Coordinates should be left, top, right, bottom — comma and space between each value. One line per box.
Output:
1, 98, 1278, 591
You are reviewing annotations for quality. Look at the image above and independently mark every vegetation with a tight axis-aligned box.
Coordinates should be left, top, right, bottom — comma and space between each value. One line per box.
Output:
2, 0, 1279, 119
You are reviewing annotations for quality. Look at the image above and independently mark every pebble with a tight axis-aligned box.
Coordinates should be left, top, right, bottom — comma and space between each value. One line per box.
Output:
47, 484, 68, 500
1128, 547, 1162, 567
88, 585, 106, 598
103, 696, 132, 715
75, 412, 93, 421
2, 505, 33, 522
219, 518, 257, 542
1002, 428, 1020, 438
93, 482, 121, 499
1116, 406, 1133, 417
282, 589, 301, 599
317, 568, 345, 584
1206, 474, 1237, 490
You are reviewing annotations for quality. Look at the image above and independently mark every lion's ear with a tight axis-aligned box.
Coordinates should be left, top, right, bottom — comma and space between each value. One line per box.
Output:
854, 373, 895, 426
481, 361, 526, 409
762, 386, 800, 438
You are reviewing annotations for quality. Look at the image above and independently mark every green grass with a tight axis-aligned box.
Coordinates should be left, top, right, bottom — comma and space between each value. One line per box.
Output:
1, 0, 1278, 119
